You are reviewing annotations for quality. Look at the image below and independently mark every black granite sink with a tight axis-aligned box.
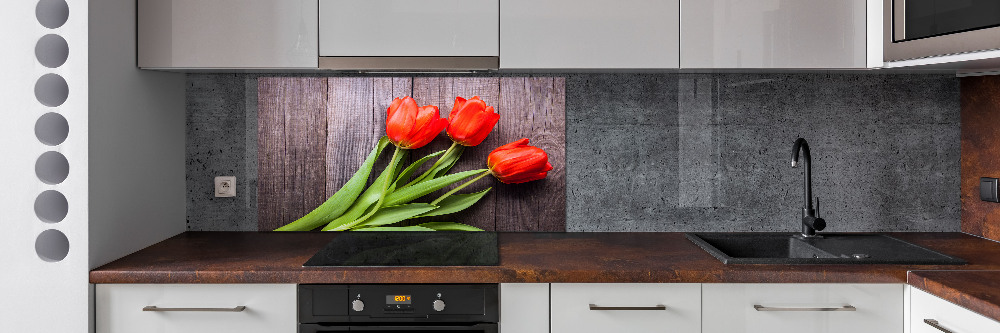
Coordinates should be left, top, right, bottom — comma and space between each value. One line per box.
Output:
686, 233, 966, 265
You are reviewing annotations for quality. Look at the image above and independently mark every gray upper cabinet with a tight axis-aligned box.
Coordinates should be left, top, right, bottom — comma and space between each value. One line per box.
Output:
136, 0, 881, 70
680, 0, 874, 69
137, 0, 318, 69
319, 0, 499, 57
500, 0, 680, 69
317, 0, 500, 70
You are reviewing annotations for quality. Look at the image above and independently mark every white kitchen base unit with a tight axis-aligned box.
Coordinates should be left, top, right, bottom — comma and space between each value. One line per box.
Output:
550, 283, 702, 333
95, 284, 297, 333
910, 287, 1000, 333
500, 283, 550, 333
702, 283, 903, 333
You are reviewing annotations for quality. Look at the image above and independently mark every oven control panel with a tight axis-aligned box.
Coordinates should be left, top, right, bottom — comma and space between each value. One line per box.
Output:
299, 284, 498, 323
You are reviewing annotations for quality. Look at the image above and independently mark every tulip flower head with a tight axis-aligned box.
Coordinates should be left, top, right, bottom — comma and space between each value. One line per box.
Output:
447, 96, 499, 147
386, 96, 449, 149
487, 138, 553, 184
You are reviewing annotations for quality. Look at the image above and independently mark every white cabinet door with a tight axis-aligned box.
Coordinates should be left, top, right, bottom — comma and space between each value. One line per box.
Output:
500, 284, 549, 333
702, 283, 903, 333
681, 0, 869, 68
96, 284, 297, 333
138, 0, 318, 69
500, 0, 680, 69
911, 287, 1000, 333
319, 0, 499, 57
550, 283, 700, 333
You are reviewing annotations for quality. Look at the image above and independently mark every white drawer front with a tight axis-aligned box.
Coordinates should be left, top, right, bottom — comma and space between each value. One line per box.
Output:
550, 283, 701, 333
911, 288, 1000, 333
702, 283, 903, 333
96, 284, 297, 333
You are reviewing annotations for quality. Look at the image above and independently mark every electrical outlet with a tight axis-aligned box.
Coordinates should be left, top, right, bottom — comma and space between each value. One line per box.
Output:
215, 176, 236, 197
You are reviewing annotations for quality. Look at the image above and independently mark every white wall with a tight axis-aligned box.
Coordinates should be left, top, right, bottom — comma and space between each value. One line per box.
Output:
88, 0, 186, 271
0, 0, 91, 331
0, 0, 185, 331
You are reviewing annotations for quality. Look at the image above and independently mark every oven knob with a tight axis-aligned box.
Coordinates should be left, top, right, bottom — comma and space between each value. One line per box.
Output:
352, 299, 365, 312
432, 299, 446, 312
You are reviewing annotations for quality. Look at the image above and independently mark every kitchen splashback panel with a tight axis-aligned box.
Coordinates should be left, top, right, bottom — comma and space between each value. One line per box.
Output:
256, 77, 566, 231
186, 73, 960, 233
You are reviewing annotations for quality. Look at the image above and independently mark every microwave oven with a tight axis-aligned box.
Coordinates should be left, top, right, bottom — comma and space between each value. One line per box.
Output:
884, 0, 1000, 62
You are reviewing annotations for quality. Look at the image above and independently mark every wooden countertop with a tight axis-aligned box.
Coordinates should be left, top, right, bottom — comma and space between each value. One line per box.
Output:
90, 232, 1000, 322
90, 232, 1000, 284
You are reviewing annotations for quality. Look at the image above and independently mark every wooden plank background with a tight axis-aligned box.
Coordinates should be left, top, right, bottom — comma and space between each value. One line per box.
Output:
257, 77, 566, 231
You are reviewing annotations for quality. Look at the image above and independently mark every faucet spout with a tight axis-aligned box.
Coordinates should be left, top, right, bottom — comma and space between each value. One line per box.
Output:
791, 138, 825, 237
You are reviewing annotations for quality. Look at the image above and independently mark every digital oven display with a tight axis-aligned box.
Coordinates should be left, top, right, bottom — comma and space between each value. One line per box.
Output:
386, 295, 412, 304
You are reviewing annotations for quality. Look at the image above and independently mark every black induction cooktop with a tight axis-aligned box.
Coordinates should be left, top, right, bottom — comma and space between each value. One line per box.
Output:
303, 232, 499, 266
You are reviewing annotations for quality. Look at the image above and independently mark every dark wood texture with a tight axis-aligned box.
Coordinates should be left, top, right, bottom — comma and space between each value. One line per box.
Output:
909, 270, 1000, 323
257, 77, 566, 231
496, 78, 567, 231
91, 232, 1000, 284
258, 78, 329, 231
961, 76, 1000, 241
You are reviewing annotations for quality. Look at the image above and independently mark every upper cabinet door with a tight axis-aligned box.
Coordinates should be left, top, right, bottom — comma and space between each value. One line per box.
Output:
500, 0, 680, 69
681, 0, 869, 68
138, 0, 318, 69
319, 0, 500, 57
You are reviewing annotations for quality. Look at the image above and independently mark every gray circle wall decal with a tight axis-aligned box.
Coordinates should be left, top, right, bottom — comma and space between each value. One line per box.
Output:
35, 229, 69, 262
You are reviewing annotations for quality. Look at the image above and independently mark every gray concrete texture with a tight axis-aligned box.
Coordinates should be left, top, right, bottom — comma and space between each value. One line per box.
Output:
186, 73, 961, 232
565, 73, 960, 232
186, 74, 259, 231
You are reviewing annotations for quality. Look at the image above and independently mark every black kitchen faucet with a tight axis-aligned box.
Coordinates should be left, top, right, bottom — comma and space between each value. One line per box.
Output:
791, 138, 826, 238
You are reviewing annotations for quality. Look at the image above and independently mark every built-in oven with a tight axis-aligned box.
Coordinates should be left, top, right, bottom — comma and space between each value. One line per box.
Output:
299, 284, 498, 333
884, 0, 1000, 61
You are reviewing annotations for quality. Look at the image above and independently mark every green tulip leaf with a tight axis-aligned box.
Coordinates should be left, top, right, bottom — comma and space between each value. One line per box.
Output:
351, 203, 438, 228
323, 149, 406, 231
405, 146, 465, 187
275, 137, 390, 231
418, 222, 485, 231
415, 188, 491, 218
430, 147, 464, 179
394, 150, 444, 188
384, 169, 486, 206
354, 226, 436, 231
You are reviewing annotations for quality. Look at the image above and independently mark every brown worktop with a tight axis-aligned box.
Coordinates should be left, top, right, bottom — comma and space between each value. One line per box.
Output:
908, 270, 1000, 323
90, 232, 1000, 285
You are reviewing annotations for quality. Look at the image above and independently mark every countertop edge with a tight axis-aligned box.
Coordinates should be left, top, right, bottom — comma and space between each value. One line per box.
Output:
908, 270, 1000, 324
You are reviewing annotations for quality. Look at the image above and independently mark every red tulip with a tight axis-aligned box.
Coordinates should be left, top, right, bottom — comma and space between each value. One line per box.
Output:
487, 138, 553, 184
386, 96, 448, 149
447, 96, 499, 146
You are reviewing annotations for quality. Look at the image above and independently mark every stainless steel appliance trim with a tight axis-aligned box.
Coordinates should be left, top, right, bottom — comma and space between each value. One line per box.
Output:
884, 0, 1000, 62
588, 304, 667, 311
753, 305, 856, 312
318, 57, 499, 71
142, 305, 247, 312
923, 319, 955, 333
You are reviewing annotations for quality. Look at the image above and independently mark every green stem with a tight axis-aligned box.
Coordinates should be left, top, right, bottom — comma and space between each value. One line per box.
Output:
351, 146, 402, 226
411, 141, 459, 184
430, 170, 491, 206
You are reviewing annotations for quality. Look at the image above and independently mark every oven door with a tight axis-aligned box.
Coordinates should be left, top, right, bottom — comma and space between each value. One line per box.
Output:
885, 0, 1000, 61
300, 323, 498, 333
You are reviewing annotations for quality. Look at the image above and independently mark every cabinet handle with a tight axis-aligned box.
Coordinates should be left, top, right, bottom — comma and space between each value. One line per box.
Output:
924, 319, 955, 333
589, 304, 667, 311
143, 306, 247, 312
753, 305, 856, 312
